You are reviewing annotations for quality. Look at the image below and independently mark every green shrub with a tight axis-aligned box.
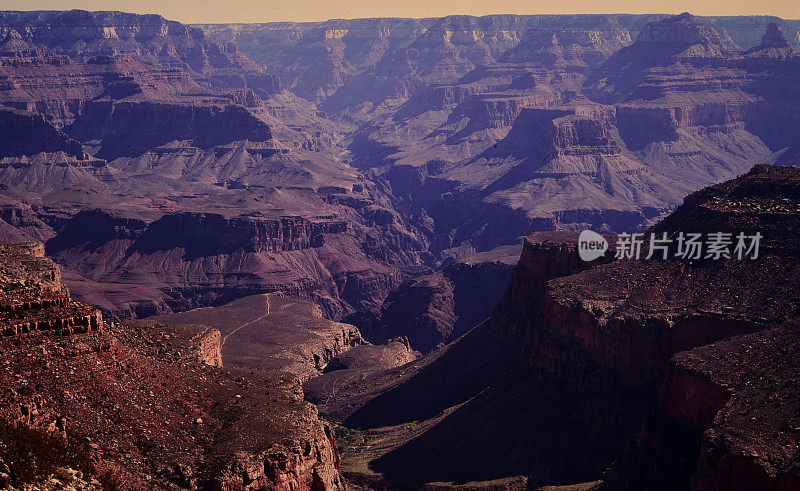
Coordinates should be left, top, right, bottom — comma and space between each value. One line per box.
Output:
334, 426, 361, 454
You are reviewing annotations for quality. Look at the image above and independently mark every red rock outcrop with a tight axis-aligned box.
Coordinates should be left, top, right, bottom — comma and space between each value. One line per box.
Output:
494, 165, 800, 486
0, 240, 345, 489
490, 231, 614, 336
0, 242, 102, 337
149, 293, 365, 381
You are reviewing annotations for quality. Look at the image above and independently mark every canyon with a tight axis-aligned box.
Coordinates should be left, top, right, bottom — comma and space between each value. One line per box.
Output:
323, 165, 800, 489
0, 6, 799, 490
0, 11, 799, 322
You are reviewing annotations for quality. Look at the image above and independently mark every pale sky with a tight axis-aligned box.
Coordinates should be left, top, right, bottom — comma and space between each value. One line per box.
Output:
1, 0, 798, 24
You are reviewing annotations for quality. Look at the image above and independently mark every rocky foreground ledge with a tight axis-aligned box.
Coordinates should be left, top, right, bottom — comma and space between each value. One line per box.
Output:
0, 242, 344, 489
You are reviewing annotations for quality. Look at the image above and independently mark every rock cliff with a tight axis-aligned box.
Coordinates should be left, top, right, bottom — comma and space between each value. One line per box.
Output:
0, 108, 85, 158
0, 242, 102, 337
66, 100, 276, 159
46, 209, 405, 319
0, 10, 280, 95
500, 165, 800, 486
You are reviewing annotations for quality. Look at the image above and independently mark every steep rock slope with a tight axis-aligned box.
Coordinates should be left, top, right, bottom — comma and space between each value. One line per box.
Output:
0, 241, 345, 489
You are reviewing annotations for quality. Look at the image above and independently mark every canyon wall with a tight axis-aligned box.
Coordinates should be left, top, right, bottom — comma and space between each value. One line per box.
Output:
489, 165, 800, 487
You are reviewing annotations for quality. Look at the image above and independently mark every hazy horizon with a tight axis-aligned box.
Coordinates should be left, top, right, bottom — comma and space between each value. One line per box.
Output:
1, 0, 799, 24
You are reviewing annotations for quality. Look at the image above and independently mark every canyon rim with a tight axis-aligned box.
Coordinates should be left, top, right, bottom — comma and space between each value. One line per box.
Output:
0, 2, 799, 490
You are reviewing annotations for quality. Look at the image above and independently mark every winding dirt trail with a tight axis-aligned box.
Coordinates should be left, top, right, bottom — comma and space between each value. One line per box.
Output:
221, 293, 271, 347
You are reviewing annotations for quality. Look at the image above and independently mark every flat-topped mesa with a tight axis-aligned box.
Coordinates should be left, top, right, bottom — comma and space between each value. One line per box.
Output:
131, 212, 348, 256
0, 242, 102, 337
486, 103, 619, 161
148, 294, 365, 381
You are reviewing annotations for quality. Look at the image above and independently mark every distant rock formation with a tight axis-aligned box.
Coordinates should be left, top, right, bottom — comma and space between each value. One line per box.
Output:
745, 22, 799, 58
0, 108, 85, 158
0, 10, 280, 94
66, 101, 275, 159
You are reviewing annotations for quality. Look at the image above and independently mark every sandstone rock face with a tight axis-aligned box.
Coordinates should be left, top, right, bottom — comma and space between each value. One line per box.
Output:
136, 323, 224, 367
490, 231, 614, 336
0, 10, 274, 128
